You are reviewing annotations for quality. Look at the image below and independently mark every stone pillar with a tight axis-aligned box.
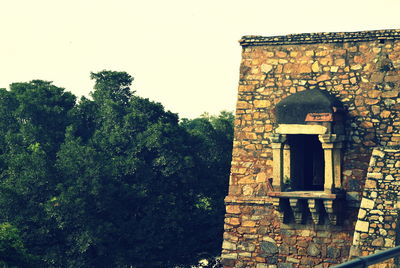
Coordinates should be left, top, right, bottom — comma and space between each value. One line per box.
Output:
320, 135, 335, 193
319, 134, 344, 192
283, 143, 291, 184
333, 143, 343, 188
270, 134, 287, 191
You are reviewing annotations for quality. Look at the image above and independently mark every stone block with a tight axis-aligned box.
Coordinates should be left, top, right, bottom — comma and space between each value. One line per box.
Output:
224, 232, 239, 242
360, 121, 374, 129
385, 238, 394, 247
261, 64, 273, 73
222, 240, 237, 250
368, 90, 382, 98
331, 66, 339, 72
278, 263, 294, 268
221, 258, 235, 266
367, 173, 383, 179
242, 220, 256, 227
327, 246, 341, 258
286, 257, 300, 263
225, 217, 240, 226
370, 72, 385, 82
371, 237, 384, 247
351, 64, 362, 70
276, 51, 287, 58
312, 61, 320, 72
355, 220, 369, 232
382, 90, 398, 98
352, 232, 360, 244
238, 252, 252, 257
317, 74, 330, 82
238, 241, 256, 252
360, 198, 375, 209
370, 209, 384, 215
260, 241, 278, 255
242, 185, 254, 196
263, 236, 277, 243
364, 179, 377, 188
254, 99, 271, 108
221, 252, 238, 260
358, 209, 367, 219
307, 243, 321, 257
385, 175, 394, 181
372, 149, 385, 158
226, 205, 241, 214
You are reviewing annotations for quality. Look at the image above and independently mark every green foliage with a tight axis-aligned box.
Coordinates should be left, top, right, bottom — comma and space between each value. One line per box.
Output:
0, 223, 34, 267
180, 111, 234, 262
0, 80, 76, 267
0, 71, 233, 267
90, 70, 133, 106
8, 80, 76, 156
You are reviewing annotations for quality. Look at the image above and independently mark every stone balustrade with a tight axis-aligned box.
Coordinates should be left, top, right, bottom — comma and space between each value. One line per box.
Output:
268, 191, 345, 225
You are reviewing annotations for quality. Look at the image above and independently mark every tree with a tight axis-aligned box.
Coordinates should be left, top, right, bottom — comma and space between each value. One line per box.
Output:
0, 71, 234, 267
0, 81, 76, 266
180, 111, 234, 263
48, 71, 205, 267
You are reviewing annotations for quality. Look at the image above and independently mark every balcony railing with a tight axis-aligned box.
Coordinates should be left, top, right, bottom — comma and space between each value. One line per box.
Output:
333, 246, 400, 268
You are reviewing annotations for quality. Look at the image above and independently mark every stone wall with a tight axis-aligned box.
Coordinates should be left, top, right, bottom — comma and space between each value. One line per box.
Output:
351, 148, 400, 262
223, 199, 355, 267
222, 30, 400, 268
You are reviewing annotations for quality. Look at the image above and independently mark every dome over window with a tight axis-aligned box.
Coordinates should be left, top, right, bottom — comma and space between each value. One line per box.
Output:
276, 89, 343, 124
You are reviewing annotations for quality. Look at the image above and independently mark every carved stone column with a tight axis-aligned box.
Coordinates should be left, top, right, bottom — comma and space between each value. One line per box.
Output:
270, 134, 287, 191
333, 143, 343, 188
283, 143, 291, 185
319, 134, 344, 192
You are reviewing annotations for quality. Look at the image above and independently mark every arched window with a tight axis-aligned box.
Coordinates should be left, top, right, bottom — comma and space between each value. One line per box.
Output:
268, 89, 346, 224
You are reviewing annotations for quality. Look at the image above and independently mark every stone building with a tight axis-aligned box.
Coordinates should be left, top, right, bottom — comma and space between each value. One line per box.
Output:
222, 29, 400, 267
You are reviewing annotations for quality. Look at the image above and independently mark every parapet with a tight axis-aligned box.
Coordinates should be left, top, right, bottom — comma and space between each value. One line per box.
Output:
240, 29, 400, 46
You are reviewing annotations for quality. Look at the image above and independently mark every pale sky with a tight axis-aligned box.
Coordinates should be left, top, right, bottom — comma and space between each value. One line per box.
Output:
1, 0, 400, 118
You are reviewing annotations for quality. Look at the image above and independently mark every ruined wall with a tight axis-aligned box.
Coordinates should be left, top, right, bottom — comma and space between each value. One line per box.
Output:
351, 148, 400, 259
222, 30, 400, 268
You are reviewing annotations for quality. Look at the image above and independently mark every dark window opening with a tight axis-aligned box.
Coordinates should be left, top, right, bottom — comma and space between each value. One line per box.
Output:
288, 134, 324, 191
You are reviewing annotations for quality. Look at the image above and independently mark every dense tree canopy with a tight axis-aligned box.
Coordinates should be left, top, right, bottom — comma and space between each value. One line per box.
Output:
0, 222, 37, 267
0, 71, 233, 267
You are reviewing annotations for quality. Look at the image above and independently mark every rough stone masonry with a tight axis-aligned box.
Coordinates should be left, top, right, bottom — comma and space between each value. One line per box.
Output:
222, 29, 400, 268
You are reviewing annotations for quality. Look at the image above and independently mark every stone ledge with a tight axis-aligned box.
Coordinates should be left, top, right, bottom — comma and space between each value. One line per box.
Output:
268, 191, 344, 200
224, 195, 272, 205
239, 29, 400, 47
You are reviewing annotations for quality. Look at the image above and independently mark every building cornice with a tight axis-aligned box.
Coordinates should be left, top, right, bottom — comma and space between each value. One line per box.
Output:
239, 29, 400, 47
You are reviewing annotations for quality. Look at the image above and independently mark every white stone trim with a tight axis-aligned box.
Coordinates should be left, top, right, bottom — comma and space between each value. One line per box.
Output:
271, 125, 344, 194
275, 124, 328, 134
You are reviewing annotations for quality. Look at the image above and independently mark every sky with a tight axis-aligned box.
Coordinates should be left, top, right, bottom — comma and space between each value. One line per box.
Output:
1, 0, 400, 119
